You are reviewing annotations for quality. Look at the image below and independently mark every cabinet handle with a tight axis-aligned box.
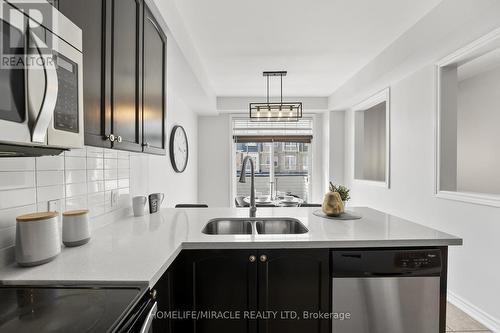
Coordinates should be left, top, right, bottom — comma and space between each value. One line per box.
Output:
259, 254, 267, 263
105, 134, 116, 142
116, 135, 122, 143
249, 255, 256, 263
150, 289, 157, 300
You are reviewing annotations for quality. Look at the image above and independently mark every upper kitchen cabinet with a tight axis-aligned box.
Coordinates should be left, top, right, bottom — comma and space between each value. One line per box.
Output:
58, 0, 166, 154
142, 6, 167, 154
107, 0, 143, 152
58, 0, 111, 148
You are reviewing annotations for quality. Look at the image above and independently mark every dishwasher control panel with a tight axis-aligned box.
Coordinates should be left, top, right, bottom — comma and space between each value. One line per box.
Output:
332, 249, 442, 277
395, 250, 441, 269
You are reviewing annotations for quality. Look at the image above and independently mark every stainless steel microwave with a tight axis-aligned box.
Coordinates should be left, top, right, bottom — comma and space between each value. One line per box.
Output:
0, 0, 83, 156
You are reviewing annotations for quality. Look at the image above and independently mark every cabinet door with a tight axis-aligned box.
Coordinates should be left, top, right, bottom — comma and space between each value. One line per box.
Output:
174, 250, 258, 333
142, 6, 166, 155
258, 249, 330, 333
108, 0, 142, 152
58, 0, 111, 148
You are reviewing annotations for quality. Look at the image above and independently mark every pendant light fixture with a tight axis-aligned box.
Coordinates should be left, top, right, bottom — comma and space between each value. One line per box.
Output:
249, 71, 302, 121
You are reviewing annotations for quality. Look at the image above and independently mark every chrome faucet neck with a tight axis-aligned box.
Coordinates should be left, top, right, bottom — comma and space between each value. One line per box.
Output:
239, 156, 256, 217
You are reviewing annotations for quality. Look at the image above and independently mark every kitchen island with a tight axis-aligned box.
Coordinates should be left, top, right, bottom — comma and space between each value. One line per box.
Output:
0, 207, 462, 333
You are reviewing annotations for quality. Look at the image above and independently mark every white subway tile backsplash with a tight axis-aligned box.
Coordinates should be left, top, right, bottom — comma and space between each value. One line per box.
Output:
0, 171, 35, 190
104, 149, 118, 159
37, 185, 65, 202
87, 157, 104, 170
36, 170, 64, 187
105, 179, 118, 191
65, 170, 87, 184
87, 181, 105, 194
0, 146, 130, 267
0, 188, 36, 209
118, 179, 129, 188
87, 169, 104, 181
117, 159, 129, 169
65, 183, 87, 198
36, 156, 64, 170
104, 158, 117, 170
117, 151, 130, 159
118, 168, 129, 179
88, 192, 105, 205
86, 146, 104, 157
64, 148, 86, 157
65, 156, 86, 170
65, 195, 88, 211
0, 204, 36, 229
0, 226, 16, 250
104, 169, 118, 180
0, 158, 35, 171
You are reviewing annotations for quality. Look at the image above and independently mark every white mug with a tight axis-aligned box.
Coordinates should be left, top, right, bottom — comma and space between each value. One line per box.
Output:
133, 196, 148, 216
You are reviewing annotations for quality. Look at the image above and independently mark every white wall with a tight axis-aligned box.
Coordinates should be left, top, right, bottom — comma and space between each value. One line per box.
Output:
329, 0, 500, 329
457, 65, 500, 194
329, 111, 345, 185
197, 114, 231, 207
130, 92, 198, 207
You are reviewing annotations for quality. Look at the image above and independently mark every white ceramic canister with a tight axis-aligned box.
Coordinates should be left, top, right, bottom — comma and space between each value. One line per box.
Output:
15, 212, 61, 267
62, 209, 91, 247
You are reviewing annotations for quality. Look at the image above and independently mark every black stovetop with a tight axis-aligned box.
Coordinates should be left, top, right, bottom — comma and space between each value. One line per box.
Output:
0, 285, 144, 333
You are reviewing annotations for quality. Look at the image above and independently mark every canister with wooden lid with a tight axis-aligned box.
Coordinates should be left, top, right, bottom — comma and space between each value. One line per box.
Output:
15, 212, 61, 267
62, 209, 90, 247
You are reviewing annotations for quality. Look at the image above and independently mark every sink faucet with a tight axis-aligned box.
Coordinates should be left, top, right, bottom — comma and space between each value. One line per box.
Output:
239, 156, 257, 217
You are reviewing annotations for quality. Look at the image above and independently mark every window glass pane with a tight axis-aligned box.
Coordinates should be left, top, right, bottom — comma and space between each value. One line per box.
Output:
440, 45, 500, 195
354, 101, 387, 182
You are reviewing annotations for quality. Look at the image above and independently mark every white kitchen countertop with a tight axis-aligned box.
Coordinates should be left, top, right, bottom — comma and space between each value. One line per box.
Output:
0, 207, 462, 288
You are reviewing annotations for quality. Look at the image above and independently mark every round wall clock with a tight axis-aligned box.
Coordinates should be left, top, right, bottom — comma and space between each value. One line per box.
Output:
169, 125, 188, 173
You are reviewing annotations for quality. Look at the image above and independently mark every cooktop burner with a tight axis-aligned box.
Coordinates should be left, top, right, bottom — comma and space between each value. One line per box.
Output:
0, 286, 143, 333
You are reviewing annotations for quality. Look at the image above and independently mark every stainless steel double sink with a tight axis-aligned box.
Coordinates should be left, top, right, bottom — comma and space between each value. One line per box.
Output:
202, 218, 308, 235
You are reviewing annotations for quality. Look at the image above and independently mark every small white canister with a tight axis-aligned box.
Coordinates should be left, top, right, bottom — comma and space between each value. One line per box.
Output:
62, 209, 91, 247
16, 212, 61, 267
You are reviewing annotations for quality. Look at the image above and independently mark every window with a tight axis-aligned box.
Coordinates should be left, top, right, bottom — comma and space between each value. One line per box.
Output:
233, 117, 313, 202
283, 142, 298, 152
284, 155, 297, 170
353, 88, 390, 187
436, 28, 500, 206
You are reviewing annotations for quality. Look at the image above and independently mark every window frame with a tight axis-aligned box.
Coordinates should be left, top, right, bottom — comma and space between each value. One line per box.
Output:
351, 88, 391, 188
435, 27, 500, 207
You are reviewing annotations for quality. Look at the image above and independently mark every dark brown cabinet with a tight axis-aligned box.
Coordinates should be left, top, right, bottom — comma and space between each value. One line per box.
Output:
142, 6, 167, 154
108, 0, 143, 152
58, 0, 166, 154
58, 0, 111, 148
156, 249, 330, 333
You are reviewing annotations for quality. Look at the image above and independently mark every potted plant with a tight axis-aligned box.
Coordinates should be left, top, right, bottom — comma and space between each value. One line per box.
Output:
329, 182, 350, 207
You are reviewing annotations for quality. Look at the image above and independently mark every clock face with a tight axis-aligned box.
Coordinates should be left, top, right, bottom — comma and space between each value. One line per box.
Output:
169, 125, 188, 173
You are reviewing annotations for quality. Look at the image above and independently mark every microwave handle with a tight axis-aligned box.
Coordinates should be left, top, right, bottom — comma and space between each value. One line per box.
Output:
28, 30, 59, 143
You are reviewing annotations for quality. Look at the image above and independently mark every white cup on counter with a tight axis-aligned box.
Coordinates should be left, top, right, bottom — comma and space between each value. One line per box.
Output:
62, 209, 91, 247
15, 212, 61, 267
133, 196, 148, 216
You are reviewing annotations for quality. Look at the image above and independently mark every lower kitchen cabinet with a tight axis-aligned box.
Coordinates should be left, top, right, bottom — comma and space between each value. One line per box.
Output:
153, 249, 330, 333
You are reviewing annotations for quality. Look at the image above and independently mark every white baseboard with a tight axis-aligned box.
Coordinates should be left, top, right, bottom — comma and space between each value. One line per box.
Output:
448, 291, 500, 333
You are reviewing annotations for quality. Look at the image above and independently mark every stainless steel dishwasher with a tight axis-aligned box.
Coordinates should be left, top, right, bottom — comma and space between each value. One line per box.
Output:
331, 249, 442, 333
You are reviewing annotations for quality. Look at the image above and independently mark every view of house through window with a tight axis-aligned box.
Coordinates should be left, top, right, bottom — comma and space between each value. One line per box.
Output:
233, 118, 313, 203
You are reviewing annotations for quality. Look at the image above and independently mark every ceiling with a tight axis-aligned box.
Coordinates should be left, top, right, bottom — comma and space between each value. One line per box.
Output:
173, 0, 442, 97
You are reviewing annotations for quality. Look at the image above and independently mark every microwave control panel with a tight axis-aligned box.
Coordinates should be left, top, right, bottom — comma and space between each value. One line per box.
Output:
53, 53, 79, 133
